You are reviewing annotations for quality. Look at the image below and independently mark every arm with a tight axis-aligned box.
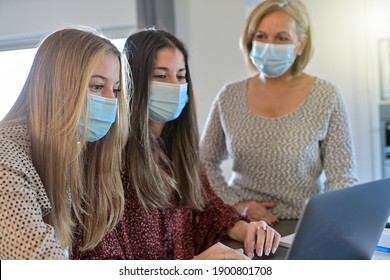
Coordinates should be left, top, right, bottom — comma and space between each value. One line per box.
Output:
200, 90, 241, 205
192, 171, 257, 260
321, 89, 359, 191
192, 169, 246, 254
193, 170, 280, 259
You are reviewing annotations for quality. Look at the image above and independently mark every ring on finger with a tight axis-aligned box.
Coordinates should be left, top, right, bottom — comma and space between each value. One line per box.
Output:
257, 223, 267, 231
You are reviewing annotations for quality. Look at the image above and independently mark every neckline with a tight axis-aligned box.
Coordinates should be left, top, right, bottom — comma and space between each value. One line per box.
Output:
243, 77, 318, 120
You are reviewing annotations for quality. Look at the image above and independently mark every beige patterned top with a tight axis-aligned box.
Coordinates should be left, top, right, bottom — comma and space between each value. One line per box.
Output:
200, 77, 359, 219
0, 118, 67, 259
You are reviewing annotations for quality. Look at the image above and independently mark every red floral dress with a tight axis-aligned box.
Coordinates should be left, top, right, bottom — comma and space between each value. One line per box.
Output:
71, 168, 245, 259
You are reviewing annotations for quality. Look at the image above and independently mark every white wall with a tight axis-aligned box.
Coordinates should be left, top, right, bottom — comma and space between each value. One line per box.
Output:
302, 0, 375, 182
174, 0, 249, 130
174, 0, 390, 183
0, 0, 137, 50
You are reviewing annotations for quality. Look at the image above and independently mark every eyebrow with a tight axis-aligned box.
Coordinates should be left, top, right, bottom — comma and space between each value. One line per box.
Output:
256, 30, 291, 36
90, 75, 120, 85
276, 31, 292, 36
91, 74, 107, 80
154, 66, 186, 72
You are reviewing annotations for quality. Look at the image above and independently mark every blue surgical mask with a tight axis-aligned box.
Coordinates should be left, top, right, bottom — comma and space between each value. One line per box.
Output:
79, 93, 118, 142
249, 41, 296, 78
148, 81, 188, 123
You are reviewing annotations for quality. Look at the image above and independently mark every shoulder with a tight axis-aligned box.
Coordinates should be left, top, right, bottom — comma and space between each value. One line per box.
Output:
313, 77, 341, 95
0, 119, 50, 213
0, 118, 30, 142
0, 118, 31, 162
310, 77, 345, 104
214, 78, 249, 105
219, 78, 249, 94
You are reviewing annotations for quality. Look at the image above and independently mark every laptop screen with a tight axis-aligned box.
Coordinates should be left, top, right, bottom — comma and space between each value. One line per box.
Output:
286, 178, 390, 260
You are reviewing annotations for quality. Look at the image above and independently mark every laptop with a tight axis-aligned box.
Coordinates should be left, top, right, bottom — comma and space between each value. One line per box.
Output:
285, 177, 390, 260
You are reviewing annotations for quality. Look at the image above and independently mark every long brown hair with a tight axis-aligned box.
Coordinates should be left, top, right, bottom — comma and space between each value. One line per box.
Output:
3, 27, 130, 250
123, 28, 204, 210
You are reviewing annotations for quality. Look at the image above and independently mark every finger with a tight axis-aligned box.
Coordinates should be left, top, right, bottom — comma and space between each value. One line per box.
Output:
248, 213, 277, 225
263, 227, 274, 256
267, 215, 278, 225
247, 207, 277, 223
243, 232, 256, 258
263, 227, 281, 255
255, 222, 267, 257
260, 210, 278, 224
271, 230, 281, 254
225, 248, 251, 260
266, 213, 278, 224
262, 215, 277, 226
258, 201, 277, 208
234, 248, 244, 254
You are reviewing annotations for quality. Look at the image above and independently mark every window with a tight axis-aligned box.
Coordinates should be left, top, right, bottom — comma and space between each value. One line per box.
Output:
0, 38, 127, 120
0, 48, 36, 120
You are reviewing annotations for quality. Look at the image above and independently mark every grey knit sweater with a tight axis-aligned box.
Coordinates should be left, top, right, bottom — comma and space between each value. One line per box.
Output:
200, 77, 359, 219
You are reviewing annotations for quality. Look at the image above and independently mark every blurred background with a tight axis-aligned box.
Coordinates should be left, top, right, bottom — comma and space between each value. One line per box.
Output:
1, 0, 389, 183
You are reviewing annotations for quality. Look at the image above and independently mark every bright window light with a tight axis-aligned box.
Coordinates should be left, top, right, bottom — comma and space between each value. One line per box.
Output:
0, 38, 127, 120
0, 48, 36, 120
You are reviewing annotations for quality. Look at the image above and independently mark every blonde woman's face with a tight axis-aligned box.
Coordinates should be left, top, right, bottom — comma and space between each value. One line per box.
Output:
254, 10, 299, 45
88, 52, 121, 99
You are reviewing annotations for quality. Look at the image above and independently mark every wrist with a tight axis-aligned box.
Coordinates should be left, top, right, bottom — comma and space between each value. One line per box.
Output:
227, 220, 248, 242
234, 201, 249, 216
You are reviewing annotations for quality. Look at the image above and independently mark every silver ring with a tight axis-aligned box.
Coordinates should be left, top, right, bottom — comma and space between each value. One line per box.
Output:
257, 224, 267, 231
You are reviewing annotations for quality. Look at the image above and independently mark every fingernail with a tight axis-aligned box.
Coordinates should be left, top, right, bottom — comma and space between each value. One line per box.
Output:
248, 252, 254, 258
265, 248, 271, 256
257, 249, 263, 257
272, 247, 277, 254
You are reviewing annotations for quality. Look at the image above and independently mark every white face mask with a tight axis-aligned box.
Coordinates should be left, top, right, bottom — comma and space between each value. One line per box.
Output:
249, 41, 297, 78
148, 81, 188, 123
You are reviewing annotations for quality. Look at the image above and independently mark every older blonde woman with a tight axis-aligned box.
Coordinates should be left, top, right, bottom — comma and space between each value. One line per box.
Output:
200, 0, 358, 223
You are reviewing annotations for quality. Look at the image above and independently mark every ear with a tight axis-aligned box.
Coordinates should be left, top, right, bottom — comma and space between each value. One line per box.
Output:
296, 35, 307, 56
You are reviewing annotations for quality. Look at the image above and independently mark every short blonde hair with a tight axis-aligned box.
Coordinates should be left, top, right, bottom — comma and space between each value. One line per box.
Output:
240, 0, 313, 74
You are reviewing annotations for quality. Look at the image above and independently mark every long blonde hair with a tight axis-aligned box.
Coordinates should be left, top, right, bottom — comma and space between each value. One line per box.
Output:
3, 28, 130, 250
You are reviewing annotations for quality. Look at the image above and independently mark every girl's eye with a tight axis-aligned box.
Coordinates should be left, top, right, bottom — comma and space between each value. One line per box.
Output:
90, 84, 103, 92
153, 74, 166, 79
178, 75, 187, 81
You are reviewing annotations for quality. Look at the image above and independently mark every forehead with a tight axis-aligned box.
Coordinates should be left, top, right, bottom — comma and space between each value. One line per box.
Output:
92, 52, 120, 75
154, 47, 185, 67
257, 10, 297, 35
